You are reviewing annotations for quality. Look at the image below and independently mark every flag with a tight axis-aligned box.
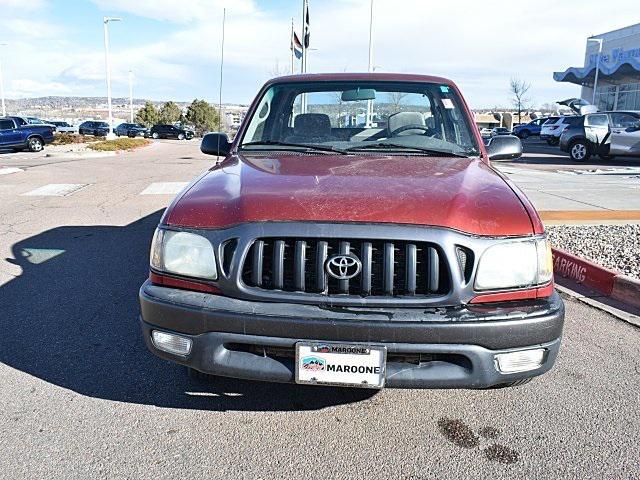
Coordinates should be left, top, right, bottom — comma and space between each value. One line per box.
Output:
291, 31, 303, 59
303, 0, 310, 48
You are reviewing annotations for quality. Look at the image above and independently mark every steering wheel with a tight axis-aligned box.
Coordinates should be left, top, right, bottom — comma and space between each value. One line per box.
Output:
389, 124, 436, 137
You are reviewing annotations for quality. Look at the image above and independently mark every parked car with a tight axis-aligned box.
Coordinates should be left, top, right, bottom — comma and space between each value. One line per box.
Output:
47, 121, 77, 134
0, 116, 55, 152
115, 123, 149, 137
150, 124, 193, 140
78, 121, 110, 136
25, 117, 54, 127
512, 118, 548, 139
479, 127, 493, 138
539, 117, 560, 145
540, 116, 581, 146
490, 127, 511, 137
140, 73, 564, 390
560, 111, 640, 161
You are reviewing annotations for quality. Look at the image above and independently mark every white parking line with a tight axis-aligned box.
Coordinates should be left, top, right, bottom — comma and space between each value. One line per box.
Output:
0, 167, 24, 176
140, 182, 189, 195
22, 184, 90, 197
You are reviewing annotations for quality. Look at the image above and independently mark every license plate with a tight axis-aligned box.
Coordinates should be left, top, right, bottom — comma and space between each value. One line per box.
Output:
295, 342, 387, 388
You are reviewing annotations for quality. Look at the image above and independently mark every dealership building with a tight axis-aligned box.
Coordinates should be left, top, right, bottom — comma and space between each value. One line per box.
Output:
554, 23, 640, 111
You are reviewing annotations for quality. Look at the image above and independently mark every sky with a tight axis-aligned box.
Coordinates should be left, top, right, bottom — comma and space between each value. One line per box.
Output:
0, 0, 638, 108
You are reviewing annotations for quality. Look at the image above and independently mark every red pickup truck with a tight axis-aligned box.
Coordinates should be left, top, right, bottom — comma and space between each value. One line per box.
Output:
140, 73, 564, 389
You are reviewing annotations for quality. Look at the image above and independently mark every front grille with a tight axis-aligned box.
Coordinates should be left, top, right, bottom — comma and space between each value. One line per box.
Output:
242, 237, 450, 297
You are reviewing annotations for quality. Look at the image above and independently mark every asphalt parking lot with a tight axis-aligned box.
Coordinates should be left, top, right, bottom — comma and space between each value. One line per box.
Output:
1, 140, 639, 479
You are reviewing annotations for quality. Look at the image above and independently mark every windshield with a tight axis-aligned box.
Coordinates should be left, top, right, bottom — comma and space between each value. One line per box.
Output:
239, 80, 480, 157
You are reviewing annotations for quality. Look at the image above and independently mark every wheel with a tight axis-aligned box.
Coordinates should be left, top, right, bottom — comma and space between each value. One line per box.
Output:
152, 132, 159, 139
519, 130, 530, 139
598, 154, 615, 160
177, 133, 185, 140
27, 137, 44, 152
187, 367, 215, 382
569, 140, 590, 162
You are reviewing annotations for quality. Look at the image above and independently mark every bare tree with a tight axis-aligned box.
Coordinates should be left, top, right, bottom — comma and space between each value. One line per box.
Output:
509, 78, 532, 124
540, 102, 558, 115
389, 91, 407, 110
268, 59, 289, 78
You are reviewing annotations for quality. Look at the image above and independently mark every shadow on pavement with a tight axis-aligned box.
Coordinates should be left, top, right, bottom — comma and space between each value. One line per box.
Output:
0, 210, 375, 411
503, 139, 640, 168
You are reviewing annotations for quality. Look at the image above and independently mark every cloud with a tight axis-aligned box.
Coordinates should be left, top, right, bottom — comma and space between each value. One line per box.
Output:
3, 0, 640, 106
9, 79, 71, 96
90, 0, 257, 23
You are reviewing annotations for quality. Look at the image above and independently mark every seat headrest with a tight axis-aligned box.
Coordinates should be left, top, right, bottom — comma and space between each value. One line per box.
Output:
294, 114, 332, 136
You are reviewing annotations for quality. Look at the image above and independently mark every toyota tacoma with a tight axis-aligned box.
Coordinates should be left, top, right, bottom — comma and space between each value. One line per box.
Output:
140, 73, 564, 389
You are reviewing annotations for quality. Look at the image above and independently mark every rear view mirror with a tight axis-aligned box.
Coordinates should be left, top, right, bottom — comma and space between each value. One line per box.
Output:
341, 88, 376, 102
201, 132, 231, 156
486, 135, 522, 161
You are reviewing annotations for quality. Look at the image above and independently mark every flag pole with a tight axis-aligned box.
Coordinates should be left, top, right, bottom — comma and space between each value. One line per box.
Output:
301, 0, 309, 113
290, 18, 295, 75
301, 0, 307, 74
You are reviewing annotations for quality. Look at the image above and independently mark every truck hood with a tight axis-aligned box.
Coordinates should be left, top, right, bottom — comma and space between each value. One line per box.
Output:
164, 153, 535, 236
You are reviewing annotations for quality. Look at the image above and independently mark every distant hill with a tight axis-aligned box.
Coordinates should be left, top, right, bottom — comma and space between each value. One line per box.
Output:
4, 96, 190, 111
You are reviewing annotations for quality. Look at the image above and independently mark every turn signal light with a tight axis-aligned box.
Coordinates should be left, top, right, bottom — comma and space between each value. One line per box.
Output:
494, 348, 545, 373
151, 330, 192, 356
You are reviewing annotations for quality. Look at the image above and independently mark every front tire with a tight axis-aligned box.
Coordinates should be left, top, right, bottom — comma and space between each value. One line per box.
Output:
28, 137, 44, 152
177, 133, 185, 140
152, 132, 159, 139
569, 140, 590, 162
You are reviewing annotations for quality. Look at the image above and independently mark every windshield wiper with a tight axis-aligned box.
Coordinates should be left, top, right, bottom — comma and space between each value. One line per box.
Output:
345, 142, 473, 158
240, 140, 346, 154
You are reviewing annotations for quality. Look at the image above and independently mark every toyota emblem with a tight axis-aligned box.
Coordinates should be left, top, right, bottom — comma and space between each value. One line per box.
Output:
325, 254, 362, 280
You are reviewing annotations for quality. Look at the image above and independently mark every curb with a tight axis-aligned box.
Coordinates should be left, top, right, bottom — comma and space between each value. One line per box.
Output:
552, 247, 640, 310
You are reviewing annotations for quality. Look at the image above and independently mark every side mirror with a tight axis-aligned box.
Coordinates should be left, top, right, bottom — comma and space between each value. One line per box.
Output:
486, 134, 522, 161
201, 132, 231, 156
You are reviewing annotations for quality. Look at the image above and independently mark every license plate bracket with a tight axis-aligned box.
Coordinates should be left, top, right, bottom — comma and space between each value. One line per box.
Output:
295, 342, 387, 388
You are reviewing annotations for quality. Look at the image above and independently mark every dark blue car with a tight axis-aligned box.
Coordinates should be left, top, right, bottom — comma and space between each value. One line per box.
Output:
0, 116, 55, 152
512, 118, 548, 139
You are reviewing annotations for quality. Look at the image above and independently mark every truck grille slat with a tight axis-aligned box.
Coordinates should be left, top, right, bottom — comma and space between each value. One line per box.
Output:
251, 240, 264, 286
361, 242, 372, 295
294, 240, 306, 291
242, 237, 450, 299
273, 240, 285, 290
383, 242, 394, 295
406, 243, 417, 295
427, 246, 440, 292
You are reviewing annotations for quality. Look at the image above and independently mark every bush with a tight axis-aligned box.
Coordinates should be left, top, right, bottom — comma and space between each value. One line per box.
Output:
88, 138, 150, 151
52, 133, 94, 145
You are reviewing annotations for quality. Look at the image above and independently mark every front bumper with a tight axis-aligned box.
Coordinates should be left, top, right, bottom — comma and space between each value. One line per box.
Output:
140, 280, 564, 388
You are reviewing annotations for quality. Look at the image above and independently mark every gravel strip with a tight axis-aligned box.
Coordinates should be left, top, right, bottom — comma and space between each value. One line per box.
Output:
546, 224, 640, 280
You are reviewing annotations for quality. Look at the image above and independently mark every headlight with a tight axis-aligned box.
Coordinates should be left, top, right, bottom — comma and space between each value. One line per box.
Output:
150, 229, 217, 280
475, 238, 552, 291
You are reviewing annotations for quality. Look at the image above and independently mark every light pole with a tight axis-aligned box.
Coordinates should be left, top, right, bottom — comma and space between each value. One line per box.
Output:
0, 43, 7, 117
366, 0, 374, 127
588, 37, 603, 106
128, 70, 134, 123
103, 17, 121, 139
